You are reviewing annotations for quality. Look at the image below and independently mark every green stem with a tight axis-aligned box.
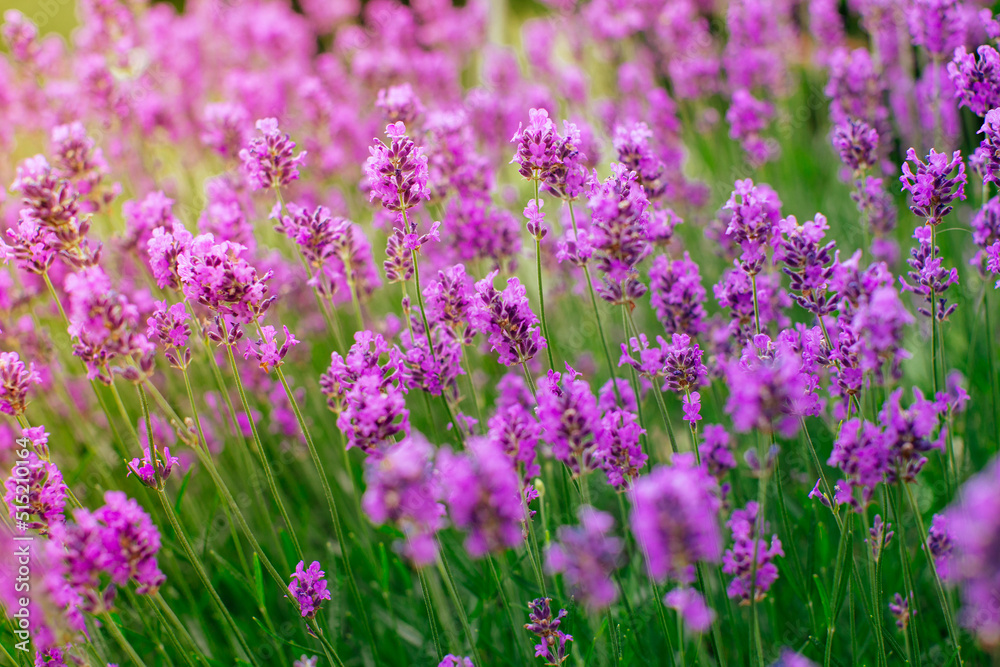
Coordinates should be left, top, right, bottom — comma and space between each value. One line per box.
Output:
270, 362, 378, 659
437, 550, 484, 667
101, 612, 146, 666
220, 319, 304, 559
418, 566, 444, 660
533, 180, 556, 371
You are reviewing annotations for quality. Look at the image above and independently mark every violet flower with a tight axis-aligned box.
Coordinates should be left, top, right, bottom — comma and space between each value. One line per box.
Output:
524, 598, 573, 666
287, 560, 331, 619
947, 45, 1000, 117
0, 350, 41, 417
4, 452, 66, 534
239, 118, 306, 191
630, 453, 722, 584
827, 419, 890, 511
471, 271, 546, 367
723, 501, 784, 604
899, 148, 967, 225
648, 252, 707, 336
664, 587, 716, 634
537, 364, 602, 476
546, 506, 622, 610
366, 121, 430, 213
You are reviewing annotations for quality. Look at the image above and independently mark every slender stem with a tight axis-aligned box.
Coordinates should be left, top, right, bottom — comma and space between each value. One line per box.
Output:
437, 550, 484, 667
156, 491, 260, 666
307, 620, 347, 667
418, 566, 444, 660
860, 511, 888, 667
750, 273, 762, 336
532, 180, 556, 371
459, 343, 484, 433
987, 289, 1000, 454
101, 612, 146, 666
220, 319, 303, 559
488, 554, 530, 664
270, 361, 377, 658
651, 388, 679, 455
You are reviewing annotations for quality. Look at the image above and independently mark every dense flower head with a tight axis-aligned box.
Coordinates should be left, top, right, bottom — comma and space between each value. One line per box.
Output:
890, 592, 914, 631
971, 196, 1000, 263
942, 458, 1000, 646
239, 118, 306, 191
825, 48, 888, 132
438, 437, 525, 558
827, 419, 890, 511
0, 350, 41, 416
1, 9, 38, 62
424, 263, 474, 342
510, 108, 562, 183
65, 266, 155, 383
927, 514, 953, 580
362, 434, 443, 566
393, 326, 464, 399
376, 83, 424, 125
726, 89, 775, 164
906, 0, 964, 58
978, 109, 1000, 185
587, 163, 652, 304
665, 587, 716, 634
648, 252, 707, 336
843, 265, 913, 384
147, 221, 194, 290
700, 424, 737, 482
438, 657, 474, 667
275, 204, 353, 299
51, 490, 166, 613
901, 225, 959, 321
612, 122, 667, 199
287, 560, 331, 619
775, 213, 838, 316
723, 501, 784, 604
488, 374, 542, 492
366, 122, 430, 212
596, 408, 646, 489
630, 453, 722, 584
322, 331, 409, 456
200, 102, 249, 158
524, 597, 573, 666
546, 506, 622, 610
176, 234, 276, 323
471, 271, 546, 367
725, 334, 814, 439
831, 119, 879, 173
146, 301, 191, 369
899, 148, 967, 224
542, 119, 591, 201
724, 179, 783, 275
948, 45, 1000, 117
537, 364, 603, 475
880, 388, 944, 483
5, 452, 66, 534
49, 122, 112, 204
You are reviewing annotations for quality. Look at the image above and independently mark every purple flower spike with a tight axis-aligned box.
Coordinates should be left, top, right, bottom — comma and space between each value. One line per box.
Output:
366, 122, 430, 213
831, 119, 879, 173
947, 46, 1000, 117
4, 452, 66, 534
899, 148, 966, 225
664, 587, 716, 634
239, 118, 306, 191
471, 271, 546, 367
546, 506, 622, 610
723, 502, 783, 604
630, 454, 722, 584
978, 109, 1000, 185
287, 560, 331, 619
0, 351, 41, 417
524, 597, 573, 666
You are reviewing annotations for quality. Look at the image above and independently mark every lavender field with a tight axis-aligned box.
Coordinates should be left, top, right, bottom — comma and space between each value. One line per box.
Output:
2, 0, 1000, 666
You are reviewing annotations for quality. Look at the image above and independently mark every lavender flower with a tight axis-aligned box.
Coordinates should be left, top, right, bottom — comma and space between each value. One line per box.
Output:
0, 351, 40, 416
630, 454, 722, 584
376, 83, 424, 125
524, 598, 573, 666
510, 108, 563, 183
366, 122, 429, 213
868, 515, 894, 562
438, 657, 474, 667
146, 301, 192, 370
239, 118, 306, 191
942, 458, 1000, 646
827, 419, 890, 511
287, 561, 331, 619
242, 325, 299, 374
596, 409, 646, 489
664, 587, 716, 634
927, 514, 953, 580
771, 650, 818, 667
978, 109, 1000, 185
901, 225, 959, 321
177, 235, 276, 323
831, 119, 878, 173
537, 365, 602, 476
724, 179, 783, 276
5, 453, 66, 534
127, 447, 179, 490
546, 506, 622, 610
775, 214, 837, 316
362, 434, 443, 566
880, 388, 943, 483
613, 122, 667, 199
438, 437, 525, 558
321, 331, 409, 457
725, 335, 813, 439
899, 148, 967, 225
471, 271, 546, 367
648, 252, 707, 336
723, 502, 784, 604
948, 46, 1000, 117
588, 164, 652, 305
890, 592, 914, 631
275, 204, 352, 299
200, 102, 249, 158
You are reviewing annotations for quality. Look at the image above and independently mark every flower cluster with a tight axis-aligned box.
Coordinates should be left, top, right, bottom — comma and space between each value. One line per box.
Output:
287, 560, 331, 619
239, 118, 306, 191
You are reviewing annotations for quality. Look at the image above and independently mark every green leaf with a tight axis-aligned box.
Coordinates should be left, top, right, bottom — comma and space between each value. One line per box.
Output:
253, 552, 264, 606
174, 466, 195, 514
